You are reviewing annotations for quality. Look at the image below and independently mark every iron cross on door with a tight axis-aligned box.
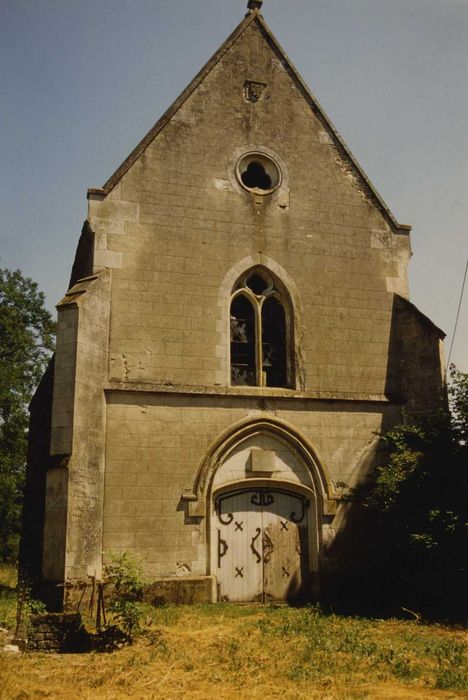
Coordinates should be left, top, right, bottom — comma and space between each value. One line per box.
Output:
215, 488, 309, 602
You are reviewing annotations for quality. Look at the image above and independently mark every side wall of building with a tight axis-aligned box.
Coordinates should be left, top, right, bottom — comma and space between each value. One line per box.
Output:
20, 360, 55, 586
394, 296, 445, 415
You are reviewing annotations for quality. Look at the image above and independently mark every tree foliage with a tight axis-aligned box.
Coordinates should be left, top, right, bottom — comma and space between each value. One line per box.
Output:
449, 365, 468, 445
0, 267, 55, 562
345, 367, 468, 620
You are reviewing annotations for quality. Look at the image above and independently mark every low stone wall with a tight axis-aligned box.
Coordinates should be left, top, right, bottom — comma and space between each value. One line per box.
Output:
61, 575, 216, 610
143, 576, 216, 605
27, 613, 90, 653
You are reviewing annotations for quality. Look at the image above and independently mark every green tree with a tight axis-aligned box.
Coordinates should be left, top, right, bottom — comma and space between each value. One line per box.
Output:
449, 365, 468, 445
0, 267, 55, 563
346, 367, 468, 620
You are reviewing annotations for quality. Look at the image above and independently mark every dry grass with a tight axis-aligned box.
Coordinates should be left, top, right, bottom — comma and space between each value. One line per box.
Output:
0, 566, 466, 700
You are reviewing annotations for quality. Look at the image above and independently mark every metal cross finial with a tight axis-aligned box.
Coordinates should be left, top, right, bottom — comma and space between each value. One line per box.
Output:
247, 0, 263, 11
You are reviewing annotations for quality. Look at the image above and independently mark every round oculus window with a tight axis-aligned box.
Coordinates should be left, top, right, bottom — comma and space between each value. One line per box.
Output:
236, 152, 281, 195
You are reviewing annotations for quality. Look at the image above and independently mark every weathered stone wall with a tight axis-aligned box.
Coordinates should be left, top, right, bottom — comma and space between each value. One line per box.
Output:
82, 15, 418, 590
88, 18, 411, 397
102, 393, 400, 579
143, 576, 215, 605
394, 296, 445, 416
42, 271, 111, 589
27, 613, 89, 653
31, 12, 444, 601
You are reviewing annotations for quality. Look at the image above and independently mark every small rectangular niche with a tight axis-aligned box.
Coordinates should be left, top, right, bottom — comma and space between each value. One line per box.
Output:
249, 449, 277, 474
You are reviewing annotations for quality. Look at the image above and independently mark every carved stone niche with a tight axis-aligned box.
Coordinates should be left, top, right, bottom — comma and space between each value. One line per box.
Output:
244, 80, 267, 103
248, 448, 277, 474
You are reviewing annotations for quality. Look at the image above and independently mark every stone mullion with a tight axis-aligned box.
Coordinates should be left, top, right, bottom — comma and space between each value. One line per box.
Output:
256, 297, 265, 387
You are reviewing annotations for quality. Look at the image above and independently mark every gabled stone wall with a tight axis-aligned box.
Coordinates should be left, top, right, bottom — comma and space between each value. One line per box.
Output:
24, 10, 444, 605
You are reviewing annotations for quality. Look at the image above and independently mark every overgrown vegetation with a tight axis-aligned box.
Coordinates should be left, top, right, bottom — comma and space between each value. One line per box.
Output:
336, 367, 468, 621
0, 267, 55, 563
0, 565, 17, 630
103, 552, 145, 639
0, 574, 466, 700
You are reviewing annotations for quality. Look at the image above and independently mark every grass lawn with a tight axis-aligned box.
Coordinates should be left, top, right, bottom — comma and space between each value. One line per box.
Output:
0, 565, 466, 700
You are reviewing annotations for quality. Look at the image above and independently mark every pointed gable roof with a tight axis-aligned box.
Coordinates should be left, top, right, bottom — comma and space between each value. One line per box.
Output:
88, 8, 411, 234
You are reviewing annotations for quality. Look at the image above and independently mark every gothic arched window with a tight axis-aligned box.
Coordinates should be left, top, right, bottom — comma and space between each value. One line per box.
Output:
230, 269, 292, 388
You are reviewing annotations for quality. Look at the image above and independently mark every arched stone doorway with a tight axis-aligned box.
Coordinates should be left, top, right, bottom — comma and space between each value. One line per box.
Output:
207, 425, 326, 603
183, 416, 336, 603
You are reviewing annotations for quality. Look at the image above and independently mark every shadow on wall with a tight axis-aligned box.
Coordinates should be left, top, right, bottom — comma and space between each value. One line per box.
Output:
318, 416, 394, 618
319, 295, 446, 617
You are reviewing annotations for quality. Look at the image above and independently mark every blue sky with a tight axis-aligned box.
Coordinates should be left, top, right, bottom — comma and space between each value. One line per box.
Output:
1, 0, 467, 370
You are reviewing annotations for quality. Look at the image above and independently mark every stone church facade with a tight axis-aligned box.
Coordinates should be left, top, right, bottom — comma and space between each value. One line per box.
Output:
22, 2, 445, 606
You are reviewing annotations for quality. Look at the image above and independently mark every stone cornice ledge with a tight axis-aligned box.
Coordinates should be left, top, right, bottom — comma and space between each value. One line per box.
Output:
105, 381, 402, 404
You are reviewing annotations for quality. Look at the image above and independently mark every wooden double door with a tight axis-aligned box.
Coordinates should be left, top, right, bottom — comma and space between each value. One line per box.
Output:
215, 488, 309, 602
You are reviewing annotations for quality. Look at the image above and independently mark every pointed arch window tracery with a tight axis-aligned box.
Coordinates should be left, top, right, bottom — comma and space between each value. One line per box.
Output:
230, 269, 291, 388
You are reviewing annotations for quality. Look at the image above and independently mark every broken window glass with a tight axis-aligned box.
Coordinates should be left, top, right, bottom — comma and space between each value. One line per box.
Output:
262, 297, 287, 387
230, 269, 292, 389
230, 295, 256, 386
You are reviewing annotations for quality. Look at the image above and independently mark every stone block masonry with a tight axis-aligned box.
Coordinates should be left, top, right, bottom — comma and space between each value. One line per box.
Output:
27, 613, 89, 653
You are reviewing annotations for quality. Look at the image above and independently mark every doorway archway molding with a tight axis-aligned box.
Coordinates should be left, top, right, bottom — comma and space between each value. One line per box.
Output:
182, 415, 337, 519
